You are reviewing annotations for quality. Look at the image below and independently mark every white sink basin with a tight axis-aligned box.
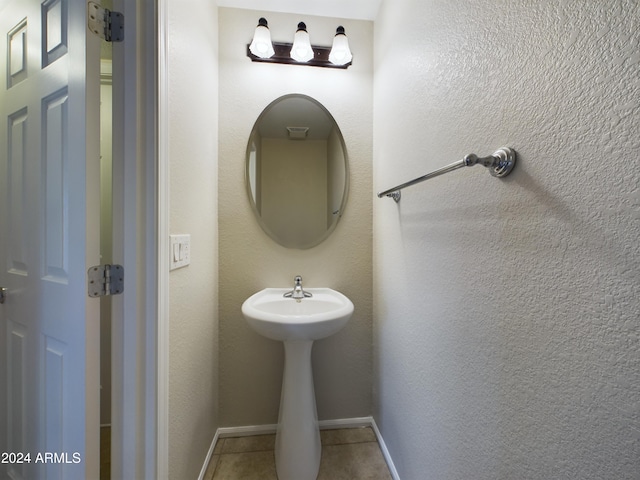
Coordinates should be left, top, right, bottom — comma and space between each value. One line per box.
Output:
242, 288, 354, 341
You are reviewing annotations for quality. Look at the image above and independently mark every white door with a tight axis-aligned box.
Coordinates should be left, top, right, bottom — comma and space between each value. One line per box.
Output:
0, 0, 101, 479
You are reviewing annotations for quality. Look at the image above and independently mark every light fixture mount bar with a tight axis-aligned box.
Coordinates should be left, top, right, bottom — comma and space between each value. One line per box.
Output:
246, 42, 351, 69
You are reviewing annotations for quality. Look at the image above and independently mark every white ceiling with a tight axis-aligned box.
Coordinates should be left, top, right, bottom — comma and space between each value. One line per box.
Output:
0, 1, 380, 22
216, 0, 381, 21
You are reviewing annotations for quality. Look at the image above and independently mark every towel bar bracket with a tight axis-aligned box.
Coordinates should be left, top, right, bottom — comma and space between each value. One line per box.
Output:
472, 147, 516, 178
387, 191, 401, 202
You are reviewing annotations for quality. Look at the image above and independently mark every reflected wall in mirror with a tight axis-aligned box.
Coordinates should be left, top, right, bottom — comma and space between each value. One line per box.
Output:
246, 94, 349, 249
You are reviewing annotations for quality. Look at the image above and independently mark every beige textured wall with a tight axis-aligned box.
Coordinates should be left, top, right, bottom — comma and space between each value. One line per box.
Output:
218, 7, 373, 427
373, 1, 640, 479
168, 1, 219, 478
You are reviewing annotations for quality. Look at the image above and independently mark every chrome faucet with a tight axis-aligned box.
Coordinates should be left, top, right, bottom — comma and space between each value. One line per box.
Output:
283, 275, 312, 300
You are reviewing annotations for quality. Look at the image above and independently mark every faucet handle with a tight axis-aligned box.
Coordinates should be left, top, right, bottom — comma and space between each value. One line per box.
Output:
283, 275, 312, 299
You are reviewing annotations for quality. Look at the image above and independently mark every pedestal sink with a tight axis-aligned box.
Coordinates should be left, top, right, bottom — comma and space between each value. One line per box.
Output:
242, 287, 354, 480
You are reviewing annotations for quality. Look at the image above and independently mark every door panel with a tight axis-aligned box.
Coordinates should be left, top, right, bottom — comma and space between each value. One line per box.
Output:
0, 1, 100, 479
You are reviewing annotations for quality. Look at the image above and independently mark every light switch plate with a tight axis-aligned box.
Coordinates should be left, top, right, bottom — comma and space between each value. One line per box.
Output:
169, 234, 191, 270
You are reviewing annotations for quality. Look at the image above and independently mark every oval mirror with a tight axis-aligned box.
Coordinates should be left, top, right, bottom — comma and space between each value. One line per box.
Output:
245, 94, 349, 249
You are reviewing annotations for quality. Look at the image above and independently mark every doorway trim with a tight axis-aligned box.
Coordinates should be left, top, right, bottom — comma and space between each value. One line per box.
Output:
157, 0, 170, 477
107, 0, 164, 478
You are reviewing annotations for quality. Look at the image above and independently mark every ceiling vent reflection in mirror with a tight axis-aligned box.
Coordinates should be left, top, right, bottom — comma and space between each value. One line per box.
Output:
286, 127, 309, 139
247, 18, 352, 69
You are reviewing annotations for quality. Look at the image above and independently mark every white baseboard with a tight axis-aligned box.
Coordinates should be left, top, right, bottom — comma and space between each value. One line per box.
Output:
198, 417, 400, 480
319, 416, 375, 430
369, 417, 401, 480
197, 428, 220, 480
217, 423, 277, 438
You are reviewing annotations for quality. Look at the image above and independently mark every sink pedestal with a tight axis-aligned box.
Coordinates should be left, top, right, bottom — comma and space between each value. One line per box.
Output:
241, 287, 354, 480
275, 340, 321, 480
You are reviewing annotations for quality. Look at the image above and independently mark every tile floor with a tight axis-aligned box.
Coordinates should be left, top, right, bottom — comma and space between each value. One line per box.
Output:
202, 427, 393, 480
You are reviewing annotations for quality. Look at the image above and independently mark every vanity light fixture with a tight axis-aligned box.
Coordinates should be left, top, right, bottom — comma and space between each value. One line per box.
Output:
246, 18, 352, 69
248, 17, 275, 58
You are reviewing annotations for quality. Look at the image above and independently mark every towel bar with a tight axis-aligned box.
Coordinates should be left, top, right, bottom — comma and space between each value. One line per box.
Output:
377, 147, 516, 202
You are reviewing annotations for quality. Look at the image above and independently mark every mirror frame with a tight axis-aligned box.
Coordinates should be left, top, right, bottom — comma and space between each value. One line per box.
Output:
245, 94, 350, 249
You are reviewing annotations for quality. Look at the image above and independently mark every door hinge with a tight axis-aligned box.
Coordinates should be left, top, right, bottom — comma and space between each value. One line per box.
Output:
88, 264, 124, 297
88, 1, 124, 42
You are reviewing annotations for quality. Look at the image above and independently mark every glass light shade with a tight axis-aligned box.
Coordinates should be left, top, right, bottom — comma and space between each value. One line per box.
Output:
329, 27, 352, 65
249, 18, 275, 59
290, 23, 314, 62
